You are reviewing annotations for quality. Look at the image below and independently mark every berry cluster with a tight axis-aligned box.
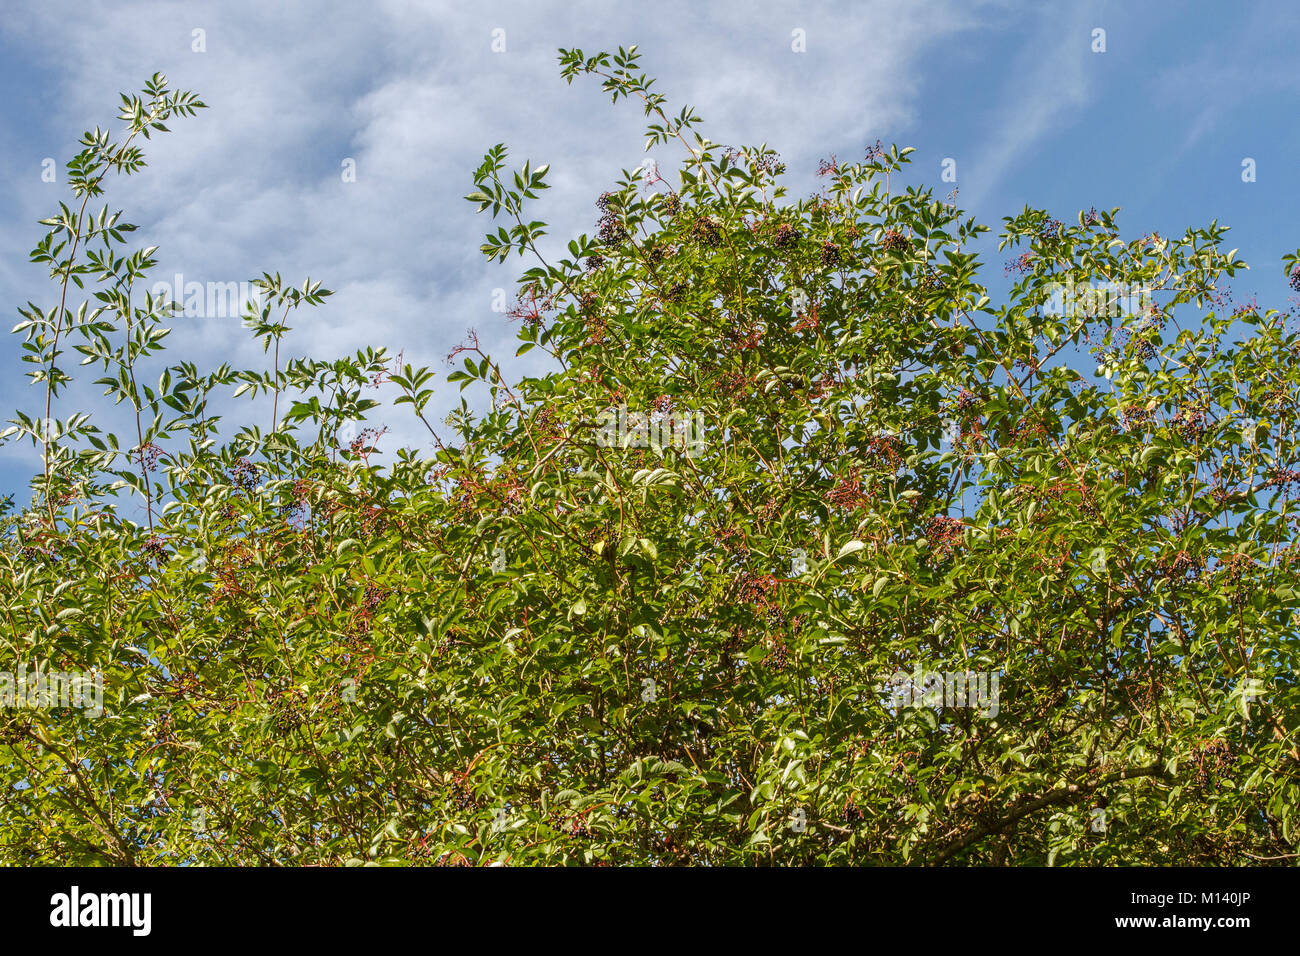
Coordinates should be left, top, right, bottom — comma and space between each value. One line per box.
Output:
772, 222, 801, 250
724, 316, 764, 350
1156, 549, 1202, 585
506, 283, 557, 325
923, 515, 965, 558
1121, 404, 1153, 429
141, 536, 168, 562
1232, 297, 1259, 319
660, 280, 687, 304
448, 779, 478, 812
1010, 417, 1049, 444
889, 753, 919, 795
532, 406, 560, 444
1191, 738, 1233, 791
881, 229, 908, 253
581, 293, 607, 343
825, 470, 871, 511
1018, 480, 1079, 517
164, 672, 202, 701
955, 388, 980, 414
807, 372, 836, 400
793, 304, 820, 334
1220, 551, 1256, 585
764, 638, 789, 672
919, 267, 944, 293
349, 426, 387, 458
1290, 264, 1300, 293
1004, 252, 1034, 276
1170, 406, 1208, 443
863, 435, 902, 473
282, 483, 311, 528
715, 369, 753, 401
1267, 467, 1300, 495
690, 215, 722, 248
1037, 217, 1064, 243
137, 442, 163, 472
229, 456, 259, 492
736, 573, 783, 621
350, 500, 389, 539
819, 241, 842, 267
749, 151, 782, 177
18, 545, 52, 562
353, 585, 389, 634
487, 471, 526, 513
267, 686, 307, 734
595, 192, 629, 245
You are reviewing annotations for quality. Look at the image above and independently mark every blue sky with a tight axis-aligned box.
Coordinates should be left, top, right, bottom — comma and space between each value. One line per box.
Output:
1, 0, 1298, 504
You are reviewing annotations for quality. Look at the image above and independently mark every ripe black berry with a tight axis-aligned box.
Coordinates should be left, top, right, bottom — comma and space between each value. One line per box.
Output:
881, 229, 907, 253
773, 223, 800, 250
691, 216, 722, 248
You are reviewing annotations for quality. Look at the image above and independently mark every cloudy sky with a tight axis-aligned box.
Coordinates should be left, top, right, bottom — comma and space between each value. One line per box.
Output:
1, 0, 1298, 502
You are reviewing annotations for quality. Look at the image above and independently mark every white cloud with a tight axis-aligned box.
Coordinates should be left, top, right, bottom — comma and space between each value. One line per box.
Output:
0, 0, 995, 477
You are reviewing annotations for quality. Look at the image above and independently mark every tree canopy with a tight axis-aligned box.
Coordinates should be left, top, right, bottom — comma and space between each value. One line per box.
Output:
2, 49, 1299, 865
